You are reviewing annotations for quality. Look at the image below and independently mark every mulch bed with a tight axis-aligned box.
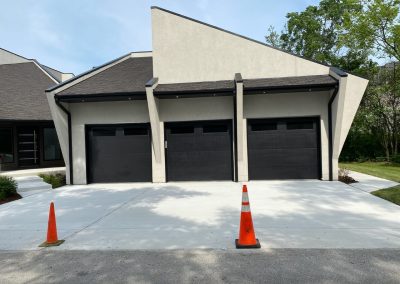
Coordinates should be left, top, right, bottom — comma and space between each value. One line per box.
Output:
0, 193, 22, 205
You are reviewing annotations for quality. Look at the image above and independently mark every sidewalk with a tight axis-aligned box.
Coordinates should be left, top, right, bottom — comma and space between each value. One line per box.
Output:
348, 171, 399, 193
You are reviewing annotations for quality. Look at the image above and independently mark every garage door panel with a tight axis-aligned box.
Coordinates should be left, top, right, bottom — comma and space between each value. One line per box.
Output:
166, 120, 233, 181
87, 124, 152, 183
248, 118, 320, 180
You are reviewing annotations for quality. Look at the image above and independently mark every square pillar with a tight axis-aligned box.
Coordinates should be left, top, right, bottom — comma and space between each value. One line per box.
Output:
235, 73, 248, 181
146, 78, 166, 182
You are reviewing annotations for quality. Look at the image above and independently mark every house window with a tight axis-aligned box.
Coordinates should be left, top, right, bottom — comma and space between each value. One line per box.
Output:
0, 128, 14, 163
43, 128, 62, 161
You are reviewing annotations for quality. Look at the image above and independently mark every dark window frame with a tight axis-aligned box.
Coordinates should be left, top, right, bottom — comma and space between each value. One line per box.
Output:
43, 127, 63, 161
286, 121, 314, 130
0, 127, 14, 164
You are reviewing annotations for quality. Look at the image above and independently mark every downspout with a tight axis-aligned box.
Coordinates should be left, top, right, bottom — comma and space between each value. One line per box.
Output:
328, 86, 339, 181
233, 87, 238, 182
55, 97, 73, 184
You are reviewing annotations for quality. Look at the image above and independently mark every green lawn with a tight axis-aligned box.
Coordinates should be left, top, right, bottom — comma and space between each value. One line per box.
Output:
339, 161, 400, 206
339, 162, 400, 183
371, 185, 400, 206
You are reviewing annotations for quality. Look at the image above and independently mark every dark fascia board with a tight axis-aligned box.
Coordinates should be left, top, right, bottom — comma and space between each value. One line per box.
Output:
244, 84, 337, 95
46, 53, 133, 92
0, 119, 54, 123
55, 92, 147, 103
330, 67, 348, 77
155, 89, 234, 99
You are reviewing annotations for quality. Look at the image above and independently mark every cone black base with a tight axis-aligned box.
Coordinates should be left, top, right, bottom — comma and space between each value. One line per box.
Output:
235, 239, 261, 249
39, 240, 65, 247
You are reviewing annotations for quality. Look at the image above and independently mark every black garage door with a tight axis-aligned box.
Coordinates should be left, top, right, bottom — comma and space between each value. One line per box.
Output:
86, 124, 152, 183
165, 120, 233, 181
247, 117, 320, 180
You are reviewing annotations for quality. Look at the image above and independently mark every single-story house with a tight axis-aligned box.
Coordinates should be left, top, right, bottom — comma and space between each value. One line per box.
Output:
0, 48, 73, 171
46, 7, 368, 185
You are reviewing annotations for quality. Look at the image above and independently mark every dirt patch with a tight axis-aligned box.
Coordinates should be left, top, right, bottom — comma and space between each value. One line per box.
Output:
0, 193, 22, 205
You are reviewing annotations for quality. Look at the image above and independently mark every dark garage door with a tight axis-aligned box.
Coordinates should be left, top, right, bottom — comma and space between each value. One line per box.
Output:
247, 117, 320, 180
86, 124, 152, 183
165, 120, 233, 181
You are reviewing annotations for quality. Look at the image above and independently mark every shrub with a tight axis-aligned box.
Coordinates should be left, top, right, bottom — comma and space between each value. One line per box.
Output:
391, 154, 400, 164
39, 173, 66, 189
338, 168, 357, 184
0, 176, 17, 200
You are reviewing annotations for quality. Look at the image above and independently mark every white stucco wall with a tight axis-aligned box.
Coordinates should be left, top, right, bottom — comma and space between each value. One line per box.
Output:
70, 101, 150, 184
46, 93, 71, 183
159, 96, 234, 121
151, 8, 330, 83
243, 91, 331, 180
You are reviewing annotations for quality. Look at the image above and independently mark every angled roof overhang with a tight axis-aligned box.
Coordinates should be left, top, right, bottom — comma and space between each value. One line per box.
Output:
243, 75, 338, 95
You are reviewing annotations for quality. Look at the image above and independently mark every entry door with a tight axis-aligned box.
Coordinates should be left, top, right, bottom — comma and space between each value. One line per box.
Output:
17, 127, 40, 167
165, 120, 233, 181
86, 124, 152, 183
247, 117, 320, 180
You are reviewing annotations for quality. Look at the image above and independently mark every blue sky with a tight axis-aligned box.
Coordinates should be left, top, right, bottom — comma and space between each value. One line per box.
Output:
1, 0, 319, 75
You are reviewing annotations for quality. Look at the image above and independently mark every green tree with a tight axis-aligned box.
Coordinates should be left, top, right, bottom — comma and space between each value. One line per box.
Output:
266, 0, 400, 161
265, 0, 371, 74
343, 0, 400, 62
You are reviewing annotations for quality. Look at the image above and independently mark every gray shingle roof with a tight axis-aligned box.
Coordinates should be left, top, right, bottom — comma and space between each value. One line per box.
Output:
155, 80, 234, 94
0, 62, 55, 120
244, 75, 337, 90
57, 57, 153, 96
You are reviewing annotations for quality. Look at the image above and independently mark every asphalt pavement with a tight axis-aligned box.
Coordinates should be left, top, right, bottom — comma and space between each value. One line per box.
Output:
1, 249, 400, 283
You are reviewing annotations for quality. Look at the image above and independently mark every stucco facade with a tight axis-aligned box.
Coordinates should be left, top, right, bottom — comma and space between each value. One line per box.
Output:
46, 7, 368, 185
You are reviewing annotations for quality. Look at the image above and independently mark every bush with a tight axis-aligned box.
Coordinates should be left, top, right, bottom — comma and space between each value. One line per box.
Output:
338, 168, 357, 184
39, 173, 66, 189
391, 154, 400, 164
0, 176, 17, 200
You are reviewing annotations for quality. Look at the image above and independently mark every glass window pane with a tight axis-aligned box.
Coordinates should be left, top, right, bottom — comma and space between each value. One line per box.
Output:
0, 128, 14, 163
44, 128, 62, 161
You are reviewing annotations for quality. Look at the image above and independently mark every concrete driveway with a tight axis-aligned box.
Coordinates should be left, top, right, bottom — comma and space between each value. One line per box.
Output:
1, 180, 400, 250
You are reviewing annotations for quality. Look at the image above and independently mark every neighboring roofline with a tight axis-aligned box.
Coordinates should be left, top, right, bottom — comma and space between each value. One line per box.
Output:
41, 63, 74, 77
46, 53, 132, 92
151, 6, 368, 80
31, 59, 60, 83
0, 47, 29, 61
0, 47, 73, 82
46, 51, 153, 93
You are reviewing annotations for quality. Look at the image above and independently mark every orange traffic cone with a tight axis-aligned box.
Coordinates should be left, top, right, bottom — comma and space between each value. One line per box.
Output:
235, 185, 261, 249
39, 202, 64, 247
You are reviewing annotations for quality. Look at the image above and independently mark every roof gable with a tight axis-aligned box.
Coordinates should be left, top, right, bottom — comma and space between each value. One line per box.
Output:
151, 7, 330, 84
57, 56, 153, 97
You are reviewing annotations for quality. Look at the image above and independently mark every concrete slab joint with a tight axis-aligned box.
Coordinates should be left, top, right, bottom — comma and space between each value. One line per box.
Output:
146, 77, 166, 182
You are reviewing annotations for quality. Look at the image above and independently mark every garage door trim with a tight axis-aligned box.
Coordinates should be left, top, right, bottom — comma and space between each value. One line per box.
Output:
164, 119, 234, 182
247, 116, 322, 180
85, 123, 152, 183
